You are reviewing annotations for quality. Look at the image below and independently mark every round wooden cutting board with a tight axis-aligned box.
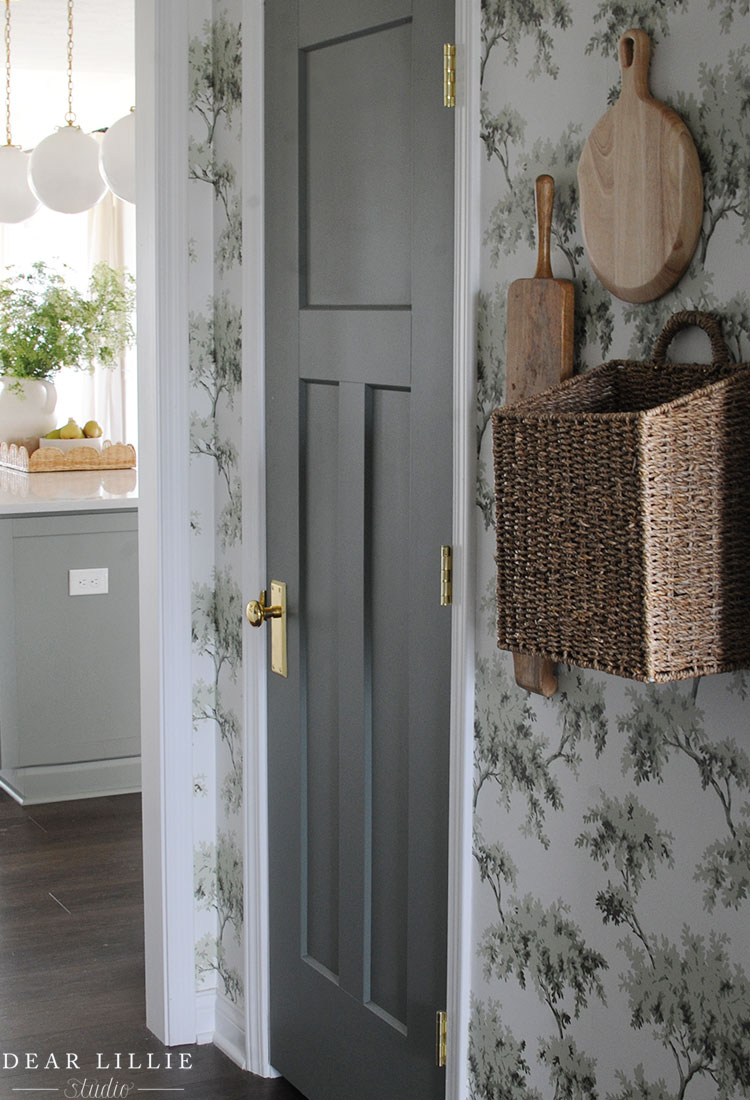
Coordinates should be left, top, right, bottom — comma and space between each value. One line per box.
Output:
578, 28, 703, 303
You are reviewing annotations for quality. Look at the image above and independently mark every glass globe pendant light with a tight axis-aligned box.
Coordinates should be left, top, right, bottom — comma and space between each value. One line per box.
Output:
100, 106, 135, 204
29, 0, 106, 214
0, 0, 39, 223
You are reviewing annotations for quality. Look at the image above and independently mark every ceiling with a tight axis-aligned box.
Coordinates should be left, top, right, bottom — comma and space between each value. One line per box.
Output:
8, 0, 134, 74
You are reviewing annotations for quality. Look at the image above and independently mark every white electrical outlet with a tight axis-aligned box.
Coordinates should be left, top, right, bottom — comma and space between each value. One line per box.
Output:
68, 568, 109, 596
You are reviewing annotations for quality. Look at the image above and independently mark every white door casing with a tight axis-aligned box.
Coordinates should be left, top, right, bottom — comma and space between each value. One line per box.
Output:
137, 2, 479, 1094
446, 4, 481, 1098
240, 0, 273, 1077
136, 0, 196, 1047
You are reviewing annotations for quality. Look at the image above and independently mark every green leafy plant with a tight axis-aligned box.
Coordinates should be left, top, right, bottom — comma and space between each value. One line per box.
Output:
0, 261, 135, 385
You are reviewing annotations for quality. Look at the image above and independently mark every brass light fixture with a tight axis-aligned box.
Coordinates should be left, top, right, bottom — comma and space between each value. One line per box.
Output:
0, 0, 38, 223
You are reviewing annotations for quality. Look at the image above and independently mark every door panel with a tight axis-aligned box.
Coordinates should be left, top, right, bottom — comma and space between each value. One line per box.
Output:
265, 1, 454, 1096
298, 0, 410, 46
370, 385, 411, 1026
302, 379, 341, 975
299, 311, 411, 386
305, 21, 412, 306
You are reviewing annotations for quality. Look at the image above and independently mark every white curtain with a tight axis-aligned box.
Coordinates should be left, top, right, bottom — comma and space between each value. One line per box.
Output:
84, 190, 136, 445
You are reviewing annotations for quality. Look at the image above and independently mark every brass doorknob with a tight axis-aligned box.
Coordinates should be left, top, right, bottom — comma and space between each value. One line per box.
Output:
246, 590, 282, 627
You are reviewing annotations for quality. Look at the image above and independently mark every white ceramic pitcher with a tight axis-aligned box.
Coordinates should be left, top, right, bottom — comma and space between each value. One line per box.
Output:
0, 377, 58, 443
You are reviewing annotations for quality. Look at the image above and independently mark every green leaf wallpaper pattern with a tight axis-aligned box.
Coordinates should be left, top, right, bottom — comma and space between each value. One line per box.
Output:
474, 3, 750, 1094
470, 996, 543, 1100
192, 569, 244, 815
479, 894, 608, 1026
188, 1, 245, 1008
586, 1, 688, 58
474, 659, 608, 847
481, 0, 573, 82
616, 928, 750, 1097
188, 11, 243, 272
194, 832, 244, 1000
707, 0, 749, 35
189, 293, 243, 548
474, 658, 610, 1095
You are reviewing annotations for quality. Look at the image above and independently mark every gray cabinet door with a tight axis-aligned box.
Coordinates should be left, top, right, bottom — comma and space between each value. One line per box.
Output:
8, 511, 140, 768
265, 2, 454, 1098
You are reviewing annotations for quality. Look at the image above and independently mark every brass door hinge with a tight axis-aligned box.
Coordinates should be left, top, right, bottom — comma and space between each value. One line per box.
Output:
443, 43, 455, 108
436, 1010, 447, 1068
440, 545, 453, 606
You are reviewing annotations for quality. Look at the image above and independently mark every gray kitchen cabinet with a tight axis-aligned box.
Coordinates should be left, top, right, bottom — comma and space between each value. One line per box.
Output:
0, 508, 140, 803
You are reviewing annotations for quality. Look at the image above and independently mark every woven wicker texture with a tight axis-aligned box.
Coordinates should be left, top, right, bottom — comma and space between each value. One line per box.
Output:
492, 311, 750, 682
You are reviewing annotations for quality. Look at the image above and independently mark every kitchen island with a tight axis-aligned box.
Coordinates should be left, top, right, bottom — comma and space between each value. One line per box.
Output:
0, 468, 140, 803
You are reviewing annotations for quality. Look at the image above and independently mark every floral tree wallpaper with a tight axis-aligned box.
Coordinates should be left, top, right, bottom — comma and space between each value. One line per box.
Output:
187, 1, 245, 1011
472, 2, 750, 1098
176, 0, 750, 1084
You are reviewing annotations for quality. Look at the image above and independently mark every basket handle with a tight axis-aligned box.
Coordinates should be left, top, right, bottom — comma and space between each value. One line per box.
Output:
652, 310, 729, 367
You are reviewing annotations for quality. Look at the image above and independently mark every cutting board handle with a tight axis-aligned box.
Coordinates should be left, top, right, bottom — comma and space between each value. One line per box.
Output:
618, 28, 651, 101
534, 174, 555, 279
652, 310, 730, 368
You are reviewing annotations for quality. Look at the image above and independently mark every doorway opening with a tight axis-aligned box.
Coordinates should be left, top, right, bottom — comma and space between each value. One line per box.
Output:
0, 0, 144, 1062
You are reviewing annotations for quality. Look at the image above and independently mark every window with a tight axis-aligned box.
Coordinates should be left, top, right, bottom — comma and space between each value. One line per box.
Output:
0, 16, 136, 445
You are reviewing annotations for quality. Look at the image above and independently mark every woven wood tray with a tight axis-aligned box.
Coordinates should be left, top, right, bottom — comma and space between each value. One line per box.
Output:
0, 440, 137, 473
492, 311, 750, 683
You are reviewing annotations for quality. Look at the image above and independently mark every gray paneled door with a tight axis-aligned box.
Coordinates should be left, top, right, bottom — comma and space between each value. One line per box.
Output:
264, 2, 454, 1098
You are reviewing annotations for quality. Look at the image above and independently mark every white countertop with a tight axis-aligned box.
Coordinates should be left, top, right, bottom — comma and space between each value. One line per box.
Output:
0, 466, 138, 515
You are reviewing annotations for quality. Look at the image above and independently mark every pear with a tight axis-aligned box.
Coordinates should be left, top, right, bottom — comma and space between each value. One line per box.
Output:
44, 428, 61, 439
83, 419, 103, 438
60, 418, 84, 439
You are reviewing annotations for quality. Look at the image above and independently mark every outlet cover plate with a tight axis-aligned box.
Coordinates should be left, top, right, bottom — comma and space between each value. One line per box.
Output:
68, 568, 109, 596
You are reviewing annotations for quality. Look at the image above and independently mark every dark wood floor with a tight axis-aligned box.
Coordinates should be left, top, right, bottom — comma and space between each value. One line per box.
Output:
0, 789, 305, 1100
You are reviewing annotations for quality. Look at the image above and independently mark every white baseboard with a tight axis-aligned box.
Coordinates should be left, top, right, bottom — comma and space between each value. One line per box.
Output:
213, 994, 247, 1070
196, 989, 249, 1072
195, 988, 216, 1046
0, 756, 141, 804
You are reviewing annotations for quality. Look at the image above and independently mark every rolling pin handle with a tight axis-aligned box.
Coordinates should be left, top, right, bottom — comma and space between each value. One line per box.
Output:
534, 174, 555, 280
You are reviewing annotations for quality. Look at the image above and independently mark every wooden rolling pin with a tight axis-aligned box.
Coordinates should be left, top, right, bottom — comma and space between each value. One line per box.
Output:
504, 174, 574, 696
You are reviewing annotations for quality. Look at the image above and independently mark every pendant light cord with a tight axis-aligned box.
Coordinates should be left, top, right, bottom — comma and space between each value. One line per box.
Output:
4, 0, 12, 146
65, 0, 76, 126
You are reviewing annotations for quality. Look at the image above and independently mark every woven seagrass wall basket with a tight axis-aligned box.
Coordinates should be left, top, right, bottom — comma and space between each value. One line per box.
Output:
492, 311, 750, 682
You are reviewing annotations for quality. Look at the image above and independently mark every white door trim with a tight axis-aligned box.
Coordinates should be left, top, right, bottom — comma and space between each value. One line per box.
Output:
136, 0, 197, 1047
241, 0, 275, 1079
446, 3, 481, 1098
